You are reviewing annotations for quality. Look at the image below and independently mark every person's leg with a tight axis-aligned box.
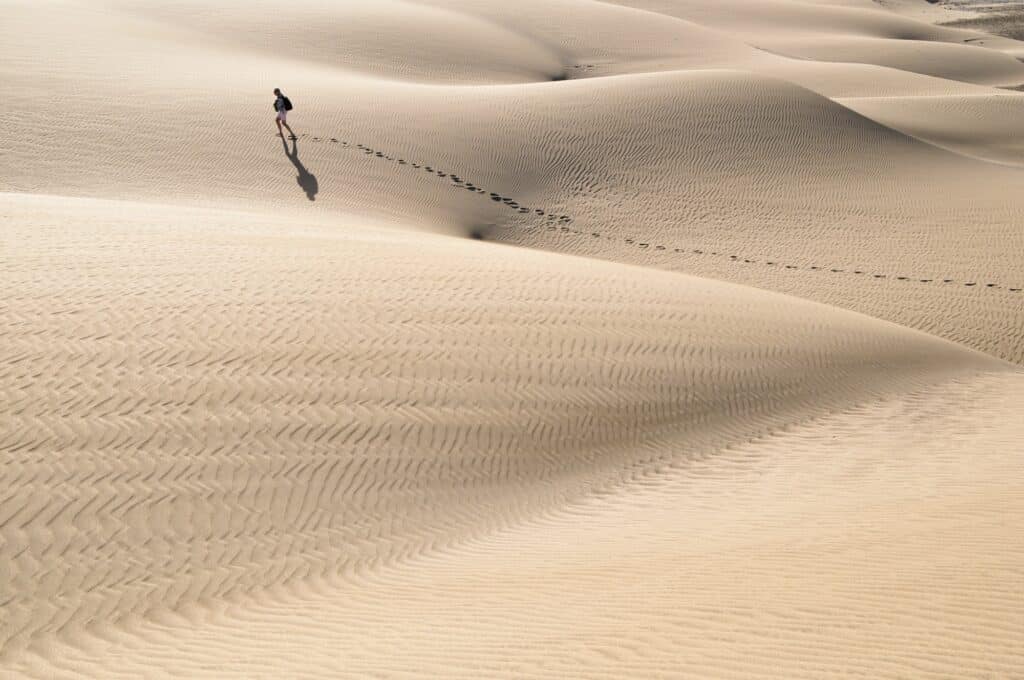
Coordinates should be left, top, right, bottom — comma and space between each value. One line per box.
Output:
282, 120, 296, 139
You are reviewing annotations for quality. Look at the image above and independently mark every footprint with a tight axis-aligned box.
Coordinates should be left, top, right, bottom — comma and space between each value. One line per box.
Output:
324, 137, 1008, 297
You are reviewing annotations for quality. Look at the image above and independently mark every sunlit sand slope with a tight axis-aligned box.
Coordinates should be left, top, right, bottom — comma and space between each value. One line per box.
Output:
1, 194, 1012, 671
12, 373, 1024, 678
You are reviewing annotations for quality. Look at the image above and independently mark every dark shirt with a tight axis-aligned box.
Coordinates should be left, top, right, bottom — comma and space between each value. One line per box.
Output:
274, 95, 287, 112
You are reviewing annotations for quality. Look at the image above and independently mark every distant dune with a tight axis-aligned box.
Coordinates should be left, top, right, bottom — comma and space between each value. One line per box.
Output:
2, 1, 1023, 677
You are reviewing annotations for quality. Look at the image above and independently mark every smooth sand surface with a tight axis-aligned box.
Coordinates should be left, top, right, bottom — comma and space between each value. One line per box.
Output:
2, 0, 1023, 677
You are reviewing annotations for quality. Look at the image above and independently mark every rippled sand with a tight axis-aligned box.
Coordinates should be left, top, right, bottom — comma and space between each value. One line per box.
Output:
2, 1, 1023, 677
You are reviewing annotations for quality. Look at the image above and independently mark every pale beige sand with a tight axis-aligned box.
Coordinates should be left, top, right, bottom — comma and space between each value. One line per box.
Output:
11, 372, 1024, 679
2, 0, 1024, 677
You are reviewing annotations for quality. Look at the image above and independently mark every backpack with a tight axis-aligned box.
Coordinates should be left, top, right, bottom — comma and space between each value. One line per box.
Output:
283, 96, 293, 111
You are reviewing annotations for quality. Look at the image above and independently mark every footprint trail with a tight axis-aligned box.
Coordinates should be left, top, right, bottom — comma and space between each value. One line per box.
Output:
298, 134, 1023, 294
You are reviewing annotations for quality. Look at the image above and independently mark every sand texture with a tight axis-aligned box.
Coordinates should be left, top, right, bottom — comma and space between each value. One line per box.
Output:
2, 0, 1023, 677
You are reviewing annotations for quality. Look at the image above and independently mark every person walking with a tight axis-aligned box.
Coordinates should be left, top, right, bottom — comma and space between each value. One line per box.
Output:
273, 88, 296, 139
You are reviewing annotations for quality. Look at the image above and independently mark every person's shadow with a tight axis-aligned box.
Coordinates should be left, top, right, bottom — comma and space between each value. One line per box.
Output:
282, 137, 318, 201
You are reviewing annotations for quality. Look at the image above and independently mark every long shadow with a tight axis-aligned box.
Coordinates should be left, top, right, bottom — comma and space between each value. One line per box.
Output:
283, 137, 318, 201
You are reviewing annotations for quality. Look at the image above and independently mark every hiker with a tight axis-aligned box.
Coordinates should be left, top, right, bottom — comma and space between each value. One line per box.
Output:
273, 88, 296, 139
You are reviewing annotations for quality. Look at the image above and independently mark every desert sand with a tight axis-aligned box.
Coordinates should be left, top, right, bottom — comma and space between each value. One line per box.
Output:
2, 0, 1023, 677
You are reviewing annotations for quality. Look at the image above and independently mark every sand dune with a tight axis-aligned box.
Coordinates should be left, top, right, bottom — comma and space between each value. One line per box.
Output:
767, 34, 1024, 83
2, 193, 1019, 677
11, 372, 1024, 679
5, 1, 1023, 364
842, 91, 1024, 164
115, 0, 569, 84
2, 0, 1024, 676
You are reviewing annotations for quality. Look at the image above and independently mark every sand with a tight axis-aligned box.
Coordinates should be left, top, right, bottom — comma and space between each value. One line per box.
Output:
2, 0, 1023, 677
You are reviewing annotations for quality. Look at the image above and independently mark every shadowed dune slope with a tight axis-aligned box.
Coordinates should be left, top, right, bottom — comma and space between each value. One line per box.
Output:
842, 92, 1024, 165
